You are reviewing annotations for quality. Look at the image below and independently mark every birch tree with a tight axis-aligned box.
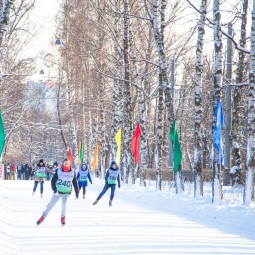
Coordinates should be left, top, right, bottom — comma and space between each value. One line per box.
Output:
194, 0, 207, 198
243, 0, 255, 205
0, 0, 15, 49
122, 0, 132, 183
212, 0, 223, 203
231, 0, 248, 185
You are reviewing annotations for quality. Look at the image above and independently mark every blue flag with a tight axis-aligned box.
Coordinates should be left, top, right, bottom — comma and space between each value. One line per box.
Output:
213, 100, 224, 165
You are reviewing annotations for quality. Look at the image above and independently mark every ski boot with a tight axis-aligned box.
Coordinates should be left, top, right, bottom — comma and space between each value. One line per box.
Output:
36, 216, 45, 225
61, 216, 65, 226
93, 199, 99, 205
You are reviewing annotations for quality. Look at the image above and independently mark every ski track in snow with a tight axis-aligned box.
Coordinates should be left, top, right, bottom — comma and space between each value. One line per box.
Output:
0, 179, 255, 255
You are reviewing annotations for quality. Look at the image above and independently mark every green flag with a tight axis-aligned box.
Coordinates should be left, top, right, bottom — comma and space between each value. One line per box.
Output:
79, 142, 84, 164
169, 120, 182, 172
0, 112, 5, 156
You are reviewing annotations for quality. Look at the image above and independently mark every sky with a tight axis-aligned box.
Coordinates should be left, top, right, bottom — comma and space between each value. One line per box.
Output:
21, 0, 61, 82
26, 0, 61, 57
1, 179, 255, 255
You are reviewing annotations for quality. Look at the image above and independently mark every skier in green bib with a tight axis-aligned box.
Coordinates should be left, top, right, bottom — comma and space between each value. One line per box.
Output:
36, 158, 79, 226
32, 159, 49, 198
93, 160, 120, 207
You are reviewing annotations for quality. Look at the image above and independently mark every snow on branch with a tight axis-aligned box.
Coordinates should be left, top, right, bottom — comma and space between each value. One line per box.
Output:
185, 0, 250, 54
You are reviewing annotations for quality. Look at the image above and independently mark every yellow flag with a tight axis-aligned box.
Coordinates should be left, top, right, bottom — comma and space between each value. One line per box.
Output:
115, 128, 122, 165
91, 140, 99, 171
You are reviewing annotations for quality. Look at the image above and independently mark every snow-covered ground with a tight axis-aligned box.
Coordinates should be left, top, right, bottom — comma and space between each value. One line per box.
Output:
0, 179, 255, 255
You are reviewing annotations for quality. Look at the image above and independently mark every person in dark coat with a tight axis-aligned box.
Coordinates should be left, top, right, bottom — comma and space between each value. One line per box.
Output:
93, 160, 120, 207
36, 158, 79, 226
24, 163, 30, 180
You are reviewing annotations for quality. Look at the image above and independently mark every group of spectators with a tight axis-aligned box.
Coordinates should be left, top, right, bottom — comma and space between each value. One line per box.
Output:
3, 162, 57, 181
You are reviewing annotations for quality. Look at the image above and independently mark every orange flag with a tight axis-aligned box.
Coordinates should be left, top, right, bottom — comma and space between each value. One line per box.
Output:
91, 140, 99, 171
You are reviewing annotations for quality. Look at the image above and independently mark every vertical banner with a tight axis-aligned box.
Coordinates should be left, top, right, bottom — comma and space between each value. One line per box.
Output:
131, 123, 142, 165
115, 128, 122, 165
67, 147, 74, 166
92, 140, 99, 171
0, 112, 5, 157
0, 164, 4, 180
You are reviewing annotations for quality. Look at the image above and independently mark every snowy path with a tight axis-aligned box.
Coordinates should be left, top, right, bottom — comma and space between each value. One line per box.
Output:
1, 180, 255, 255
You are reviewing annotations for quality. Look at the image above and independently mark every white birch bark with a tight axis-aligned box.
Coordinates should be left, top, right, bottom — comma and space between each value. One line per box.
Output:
156, 73, 163, 190
144, 0, 180, 191
243, 0, 255, 205
122, 0, 132, 184
194, 0, 207, 198
128, 13, 147, 185
0, 0, 14, 48
110, 0, 122, 163
231, 0, 248, 185
68, 83, 78, 171
212, 0, 223, 204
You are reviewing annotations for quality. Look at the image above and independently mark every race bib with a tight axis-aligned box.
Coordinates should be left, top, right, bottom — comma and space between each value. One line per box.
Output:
56, 168, 74, 193
35, 167, 46, 178
107, 169, 119, 185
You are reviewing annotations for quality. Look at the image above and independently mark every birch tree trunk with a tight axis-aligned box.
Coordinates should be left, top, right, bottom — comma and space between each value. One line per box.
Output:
0, 0, 14, 48
68, 84, 79, 171
88, 110, 94, 169
212, 0, 223, 203
141, 29, 153, 187
144, 0, 181, 191
231, 0, 248, 185
110, 0, 122, 163
194, 0, 207, 198
122, 0, 132, 183
156, 73, 163, 190
128, 16, 146, 185
243, 0, 255, 205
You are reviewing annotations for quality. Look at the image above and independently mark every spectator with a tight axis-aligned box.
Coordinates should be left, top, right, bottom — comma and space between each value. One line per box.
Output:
5, 163, 10, 180
24, 163, 30, 180
17, 163, 23, 180
28, 164, 33, 180
10, 162, 16, 180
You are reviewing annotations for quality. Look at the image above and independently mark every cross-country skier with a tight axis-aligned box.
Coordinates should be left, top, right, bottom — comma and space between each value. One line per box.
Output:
77, 162, 92, 199
32, 159, 49, 198
36, 158, 79, 226
93, 160, 120, 207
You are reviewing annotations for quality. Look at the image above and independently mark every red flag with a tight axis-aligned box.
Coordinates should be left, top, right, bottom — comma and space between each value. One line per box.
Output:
67, 147, 74, 166
131, 123, 142, 164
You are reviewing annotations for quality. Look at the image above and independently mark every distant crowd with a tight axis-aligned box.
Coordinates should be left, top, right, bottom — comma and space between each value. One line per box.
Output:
3, 162, 57, 181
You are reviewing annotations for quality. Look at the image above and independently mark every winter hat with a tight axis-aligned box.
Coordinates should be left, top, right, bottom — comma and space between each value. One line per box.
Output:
110, 160, 117, 167
81, 163, 87, 170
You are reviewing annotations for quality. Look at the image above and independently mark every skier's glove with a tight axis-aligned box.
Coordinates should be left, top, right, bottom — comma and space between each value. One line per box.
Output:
75, 193, 79, 199
54, 190, 59, 196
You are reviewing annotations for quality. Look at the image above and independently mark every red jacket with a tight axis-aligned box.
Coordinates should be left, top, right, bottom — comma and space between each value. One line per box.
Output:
10, 164, 16, 171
